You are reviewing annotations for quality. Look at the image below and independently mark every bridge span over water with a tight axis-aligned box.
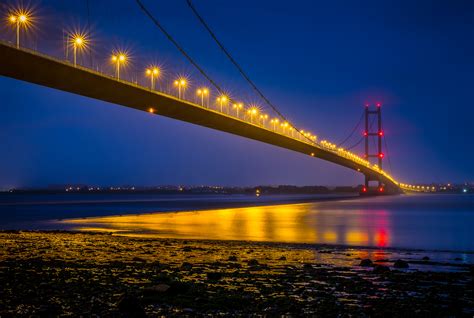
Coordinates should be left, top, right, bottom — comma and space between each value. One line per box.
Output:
0, 41, 408, 194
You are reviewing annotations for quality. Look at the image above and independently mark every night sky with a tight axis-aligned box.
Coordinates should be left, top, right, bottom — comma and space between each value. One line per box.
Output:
0, 0, 473, 189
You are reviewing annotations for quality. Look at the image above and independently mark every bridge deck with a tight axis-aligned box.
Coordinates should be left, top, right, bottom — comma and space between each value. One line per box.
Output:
0, 41, 400, 191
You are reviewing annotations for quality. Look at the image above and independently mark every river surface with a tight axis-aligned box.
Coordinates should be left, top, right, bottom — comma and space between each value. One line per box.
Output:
1, 193, 473, 252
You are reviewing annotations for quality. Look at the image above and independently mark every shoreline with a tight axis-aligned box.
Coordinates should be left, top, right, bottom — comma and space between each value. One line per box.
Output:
0, 231, 472, 316
0, 230, 474, 262
18, 228, 474, 256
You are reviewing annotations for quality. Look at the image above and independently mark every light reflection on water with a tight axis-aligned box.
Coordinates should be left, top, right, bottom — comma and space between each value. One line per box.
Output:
54, 194, 474, 252
59, 202, 393, 248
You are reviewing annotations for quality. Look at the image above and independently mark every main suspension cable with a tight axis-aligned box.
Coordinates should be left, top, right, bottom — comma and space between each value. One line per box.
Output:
135, 0, 228, 101
383, 135, 394, 174
337, 110, 364, 147
346, 115, 376, 151
185, 0, 313, 143
346, 136, 364, 151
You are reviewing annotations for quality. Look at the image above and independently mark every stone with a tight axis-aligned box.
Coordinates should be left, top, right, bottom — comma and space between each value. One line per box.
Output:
248, 259, 259, 266
117, 294, 146, 317
228, 255, 238, 262
393, 259, 409, 268
207, 272, 223, 281
37, 303, 61, 317
359, 259, 373, 267
373, 265, 391, 274
181, 262, 193, 270
144, 284, 170, 293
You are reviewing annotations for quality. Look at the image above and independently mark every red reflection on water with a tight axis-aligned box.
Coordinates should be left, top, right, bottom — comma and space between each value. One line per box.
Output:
375, 229, 388, 247
372, 210, 390, 247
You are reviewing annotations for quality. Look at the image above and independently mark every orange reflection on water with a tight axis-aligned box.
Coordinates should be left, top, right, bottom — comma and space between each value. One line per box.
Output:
59, 203, 392, 247
346, 231, 369, 245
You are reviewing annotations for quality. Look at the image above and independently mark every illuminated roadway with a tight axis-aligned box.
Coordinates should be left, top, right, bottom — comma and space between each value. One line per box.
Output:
0, 41, 403, 193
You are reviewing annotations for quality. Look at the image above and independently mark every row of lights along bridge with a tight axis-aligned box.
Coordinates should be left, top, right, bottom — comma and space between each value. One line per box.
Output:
4, 6, 429, 192
5, 8, 319, 140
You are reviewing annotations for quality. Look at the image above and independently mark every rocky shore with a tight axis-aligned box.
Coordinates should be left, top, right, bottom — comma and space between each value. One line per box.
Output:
0, 231, 473, 316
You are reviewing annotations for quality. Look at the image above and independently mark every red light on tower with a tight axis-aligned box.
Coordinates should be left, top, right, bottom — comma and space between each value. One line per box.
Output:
378, 130, 384, 136
379, 186, 384, 192
363, 131, 368, 136
378, 153, 385, 159
376, 102, 381, 107
365, 103, 369, 108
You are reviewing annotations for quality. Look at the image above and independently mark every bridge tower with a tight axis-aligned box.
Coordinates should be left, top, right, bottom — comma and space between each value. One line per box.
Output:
364, 103, 384, 192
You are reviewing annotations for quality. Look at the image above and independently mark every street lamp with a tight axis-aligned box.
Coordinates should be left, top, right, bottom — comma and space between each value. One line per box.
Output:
111, 52, 127, 80
196, 87, 209, 107
9, 12, 30, 49
216, 95, 228, 112
174, 78, 187, 99
146, 67, 160, 90
271, 118, 279, 131
249, 107, 258, 124
70, 34, 87, 67
203, 88, 209, 107
233, 103, 243, 118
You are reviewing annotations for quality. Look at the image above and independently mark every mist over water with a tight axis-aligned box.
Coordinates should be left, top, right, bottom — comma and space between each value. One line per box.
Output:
1, 193, 473, 252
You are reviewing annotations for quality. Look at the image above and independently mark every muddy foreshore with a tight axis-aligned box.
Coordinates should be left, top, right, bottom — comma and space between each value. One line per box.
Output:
0, 231, 473, 317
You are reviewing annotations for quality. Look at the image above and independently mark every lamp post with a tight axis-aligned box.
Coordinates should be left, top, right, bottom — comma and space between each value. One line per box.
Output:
111, 53, 127, 80
71, 35, 86, 67
271, 118, 279, 131
174, 78, 187, 99
9, 13, 29, 49
203, 88, 209, 107
196, 88, 208, 107
249, 108, 258, 124
146, 67, 160, 90
233, 103, 243, 118
217, 95, 227, 112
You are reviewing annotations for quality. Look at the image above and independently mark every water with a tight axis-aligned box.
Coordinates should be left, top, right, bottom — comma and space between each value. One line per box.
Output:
1, 193, 473, 252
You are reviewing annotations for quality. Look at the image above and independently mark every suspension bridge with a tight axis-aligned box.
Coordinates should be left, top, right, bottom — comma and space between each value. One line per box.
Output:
0, 4, 429, 194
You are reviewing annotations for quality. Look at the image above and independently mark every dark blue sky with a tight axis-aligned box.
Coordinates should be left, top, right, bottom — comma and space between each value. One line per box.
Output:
0, 0, 473, 189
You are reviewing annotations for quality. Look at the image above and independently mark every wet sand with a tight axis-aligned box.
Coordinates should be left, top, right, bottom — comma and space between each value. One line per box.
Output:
0, 231, 473, 316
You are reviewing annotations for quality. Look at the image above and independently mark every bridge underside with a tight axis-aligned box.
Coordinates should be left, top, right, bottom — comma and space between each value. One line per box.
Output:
0, 42, 400, 194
